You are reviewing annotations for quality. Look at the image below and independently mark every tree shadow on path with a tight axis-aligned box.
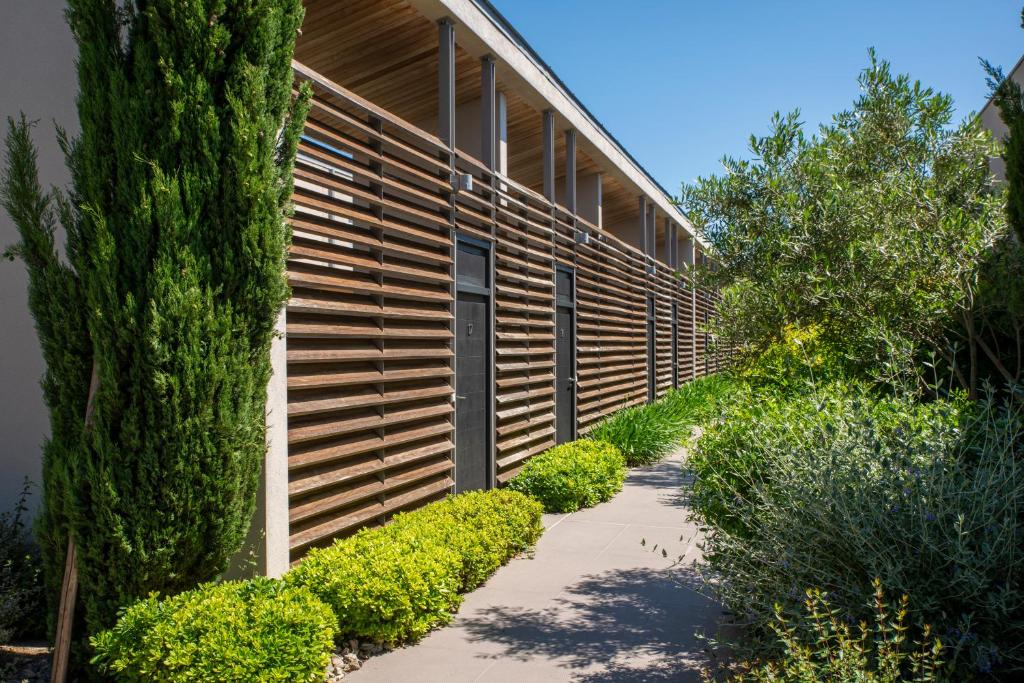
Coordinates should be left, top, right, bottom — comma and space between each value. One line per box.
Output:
459, 564, 722, 682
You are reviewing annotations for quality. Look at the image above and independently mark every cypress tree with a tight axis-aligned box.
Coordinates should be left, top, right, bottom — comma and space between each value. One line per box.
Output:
0, 0, 310, 649
983, 9, 1024, 243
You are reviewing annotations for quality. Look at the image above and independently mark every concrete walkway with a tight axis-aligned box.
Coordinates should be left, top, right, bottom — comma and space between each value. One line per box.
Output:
350, 447, 723, 682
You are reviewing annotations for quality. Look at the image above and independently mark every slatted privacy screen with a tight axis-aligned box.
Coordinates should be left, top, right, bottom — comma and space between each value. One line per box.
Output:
286, 70, 457, 557
490, 182, 558, 482
284, 63, 722, 560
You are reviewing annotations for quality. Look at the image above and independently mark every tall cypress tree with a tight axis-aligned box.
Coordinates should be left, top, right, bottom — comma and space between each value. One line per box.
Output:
983, 9, 1024, 243
0, 0, 310, 646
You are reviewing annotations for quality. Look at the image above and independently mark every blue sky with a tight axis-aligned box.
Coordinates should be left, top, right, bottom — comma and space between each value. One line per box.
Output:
490, 0, 1023, 195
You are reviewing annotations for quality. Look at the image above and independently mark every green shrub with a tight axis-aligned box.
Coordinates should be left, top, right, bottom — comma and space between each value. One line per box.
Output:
657, 373, 743, 431
388, 490, 543, 590
287, 488, 544, 644
286, 526, 462, 645
735, 326, 847, 393
90, 578, 335, 683
508, 440, 626, 512
589, 404, 687, 466
689, 385, 1024, 677
0, 480, 44, 642
714, 580, 946, 683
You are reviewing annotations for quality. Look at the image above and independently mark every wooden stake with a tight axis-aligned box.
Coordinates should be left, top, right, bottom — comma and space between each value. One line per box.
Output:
49, 539, 77, 683
51, 362, 99, 683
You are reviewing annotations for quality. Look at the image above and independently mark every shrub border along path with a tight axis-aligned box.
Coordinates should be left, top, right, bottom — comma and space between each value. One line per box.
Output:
349, 446, 724, 682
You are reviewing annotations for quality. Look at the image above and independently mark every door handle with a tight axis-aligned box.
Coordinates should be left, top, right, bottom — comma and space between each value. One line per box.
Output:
456, 395, 467, 400
568, 377, 576, 385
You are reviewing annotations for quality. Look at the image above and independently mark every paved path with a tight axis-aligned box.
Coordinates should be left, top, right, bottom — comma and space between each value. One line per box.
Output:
350, 447, 723, 682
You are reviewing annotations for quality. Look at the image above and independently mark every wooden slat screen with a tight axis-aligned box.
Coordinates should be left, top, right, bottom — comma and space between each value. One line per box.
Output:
284, 63, 722, 559
491, 181, 558, 482
286, 70, 456, 558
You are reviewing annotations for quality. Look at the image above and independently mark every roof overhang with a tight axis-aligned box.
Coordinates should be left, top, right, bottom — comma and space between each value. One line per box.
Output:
405, 0, 708, 249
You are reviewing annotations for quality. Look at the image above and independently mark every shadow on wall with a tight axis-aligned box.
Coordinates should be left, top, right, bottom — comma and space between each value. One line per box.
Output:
0, 1, 79, 516
459, 564, 720, 682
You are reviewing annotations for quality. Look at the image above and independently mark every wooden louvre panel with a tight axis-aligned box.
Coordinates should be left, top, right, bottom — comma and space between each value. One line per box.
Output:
492, 176, 557, 483
285, 61, 723, 558
286, 67, 455, 560
574, 224, 648, 432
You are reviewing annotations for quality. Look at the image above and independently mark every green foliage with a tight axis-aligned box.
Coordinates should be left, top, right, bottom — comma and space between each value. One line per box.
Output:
713, 581, 945, 683
657, 373, 744, 430
286, 488, 543, 644
508, 440, 626, 513
0, 480, 45, 642
735, 326, 847, 392
589, 404, 687, 466
90, 578, 335, 683
681, 51, 1013, 394
0, 0, 311, 646
388, 490, 543, 591
286, 524, 462, 646
689, 384, 1024, 676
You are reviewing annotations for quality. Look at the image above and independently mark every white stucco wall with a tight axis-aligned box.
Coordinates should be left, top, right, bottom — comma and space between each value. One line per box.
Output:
0, 1, 78, 514
980, 55, 1024, 181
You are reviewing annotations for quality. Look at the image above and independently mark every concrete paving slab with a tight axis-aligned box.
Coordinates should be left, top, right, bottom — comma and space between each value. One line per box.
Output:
347, 447, 722, 682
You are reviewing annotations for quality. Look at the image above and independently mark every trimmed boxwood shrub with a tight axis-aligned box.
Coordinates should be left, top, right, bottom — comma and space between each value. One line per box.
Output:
286, 488, 544, 644
285, 525, 462, 645
89, 578, 336, 683
388, 490, 543, 591
508, 440, 626, 512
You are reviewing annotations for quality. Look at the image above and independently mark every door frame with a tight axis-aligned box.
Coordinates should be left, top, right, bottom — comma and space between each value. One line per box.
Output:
454, 232, 496, 491
554, 264, 577, 443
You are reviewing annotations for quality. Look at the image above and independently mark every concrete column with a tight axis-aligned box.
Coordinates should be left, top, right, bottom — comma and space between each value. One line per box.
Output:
542, 110, 555, 202
564, 129, 576, 215
263, 307, 290, 576
480, 55, 496, 170
230, 306, 290, 579
438, 19, 455, 148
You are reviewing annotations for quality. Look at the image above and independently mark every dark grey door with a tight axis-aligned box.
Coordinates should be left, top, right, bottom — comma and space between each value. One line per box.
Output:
647, 295, 656, 403
555, 267, 576, 443
455, 239, 492, 493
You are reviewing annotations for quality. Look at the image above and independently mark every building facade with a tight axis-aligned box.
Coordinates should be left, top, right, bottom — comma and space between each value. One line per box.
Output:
269, 0, 722, 570
0, 0, 722, 572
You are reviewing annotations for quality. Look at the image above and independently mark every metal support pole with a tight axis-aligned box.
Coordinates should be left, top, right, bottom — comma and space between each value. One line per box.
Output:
638, 195, 648, 256
481, 55, 496, 170
543, 110, 555, 202
564, 129, 576, 215
648, 204, 657, 259
663, 218, 673, 266
690, 240, 698, 379
438, 19, 456, 149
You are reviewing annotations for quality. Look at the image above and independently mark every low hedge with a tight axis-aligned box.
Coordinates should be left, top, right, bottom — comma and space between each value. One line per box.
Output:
90, 578, 336, 682
286, 488, 543, 644
507, 439, 626, 512
388, 489, 544, 591
92, 489, 544, 678
285, 525, 462, 645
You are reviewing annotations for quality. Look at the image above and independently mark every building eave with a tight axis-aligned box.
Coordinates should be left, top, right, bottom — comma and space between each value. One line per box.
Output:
407, 0, 708, 249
